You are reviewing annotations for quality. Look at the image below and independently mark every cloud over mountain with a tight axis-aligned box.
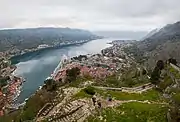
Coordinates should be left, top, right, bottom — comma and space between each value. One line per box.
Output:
1, 0, 180, 31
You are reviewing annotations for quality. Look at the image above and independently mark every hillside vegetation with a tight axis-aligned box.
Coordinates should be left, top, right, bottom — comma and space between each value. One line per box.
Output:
0, 27, 97, 52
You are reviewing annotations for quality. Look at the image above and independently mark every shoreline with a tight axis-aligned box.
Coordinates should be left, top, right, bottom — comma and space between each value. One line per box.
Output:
51, 42, 114, 82
10, 39, 96, 105
9, 38, 112, 108
9, 69, 25, 107
49, 39, 116, 82
0, 69, 25, 115
1, 38, 132, 119
10, 40, 93, 64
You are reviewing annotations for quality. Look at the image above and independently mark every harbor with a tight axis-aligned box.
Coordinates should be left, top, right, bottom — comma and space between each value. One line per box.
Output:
11, 38, 113, 104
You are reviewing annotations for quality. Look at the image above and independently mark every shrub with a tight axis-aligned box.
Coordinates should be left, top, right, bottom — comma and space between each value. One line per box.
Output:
172, 93, 180, 106
44, 79, 57, 91
0, 76, 9, 87
66, 67, 80, 82
142, 68, 147, 75
158, 76, 173, 91
168, 58, 177, 65
150, 67, 161, 85
156, 60, 164, 70
84, 86, 95, 95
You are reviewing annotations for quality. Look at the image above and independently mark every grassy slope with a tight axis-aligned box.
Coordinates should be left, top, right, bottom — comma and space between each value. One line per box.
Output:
102, 89, 162, 101
87, 102, 168, 122
74, 87, 163, 102
68, 75, 93, 87
169, 65, 180, 79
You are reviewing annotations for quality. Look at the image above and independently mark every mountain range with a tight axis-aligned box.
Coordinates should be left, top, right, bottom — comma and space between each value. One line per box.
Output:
140, 28, 160, 41
136, 21, 180, 68
1, 21, 180, 66
0, 27, 97, 52
94, 31, 148, 40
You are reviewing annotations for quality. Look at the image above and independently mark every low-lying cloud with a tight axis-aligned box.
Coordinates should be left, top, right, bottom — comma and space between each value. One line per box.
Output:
1, 0, 180, 31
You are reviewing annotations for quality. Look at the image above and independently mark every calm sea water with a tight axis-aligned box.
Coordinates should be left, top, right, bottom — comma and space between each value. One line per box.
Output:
13, 38, 118, 103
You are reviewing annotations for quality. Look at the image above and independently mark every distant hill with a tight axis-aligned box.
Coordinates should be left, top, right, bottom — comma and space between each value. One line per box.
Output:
140, 21, 180, 52
141, 28, 160, 41
145, 22, 180, 41
0, 27, 97, 52
94, 31, 148, 40
136, 21, 180, 67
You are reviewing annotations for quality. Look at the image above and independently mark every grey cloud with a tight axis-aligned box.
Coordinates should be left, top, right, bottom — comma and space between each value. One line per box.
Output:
1, 0, 180, 31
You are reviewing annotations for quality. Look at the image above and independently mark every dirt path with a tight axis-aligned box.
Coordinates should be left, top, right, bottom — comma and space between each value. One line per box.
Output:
93, 83, 154, 93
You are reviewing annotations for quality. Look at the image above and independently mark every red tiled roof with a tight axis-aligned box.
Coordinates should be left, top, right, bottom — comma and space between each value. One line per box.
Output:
0, 110, 4, 116
0, 92, 3, 96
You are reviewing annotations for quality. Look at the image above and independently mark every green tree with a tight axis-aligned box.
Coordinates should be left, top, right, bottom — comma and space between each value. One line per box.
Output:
168, 58, 177, 65
142, 68, 147, 75
150, 60, 165, 85
0, 76, 9, 87
150, 67, 161, 85
156, 60, 164, 70
84, 86, 95, 95
66, 67, 80, 82
44, 79, 57, 91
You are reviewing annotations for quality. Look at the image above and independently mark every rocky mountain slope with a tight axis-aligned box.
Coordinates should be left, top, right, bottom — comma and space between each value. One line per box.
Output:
94, 30, 147, 40
140, 28, 160, 41
145, 22, 180, 41
0, 27, 97, 52
139, 21, 180, 51
136, 21, 180, 67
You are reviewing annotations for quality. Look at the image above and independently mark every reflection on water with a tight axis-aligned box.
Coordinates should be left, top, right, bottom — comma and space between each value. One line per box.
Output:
13, 38, 115, 102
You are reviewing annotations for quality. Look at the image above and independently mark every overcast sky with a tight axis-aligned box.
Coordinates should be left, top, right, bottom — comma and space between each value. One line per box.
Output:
1, 0, 180, 31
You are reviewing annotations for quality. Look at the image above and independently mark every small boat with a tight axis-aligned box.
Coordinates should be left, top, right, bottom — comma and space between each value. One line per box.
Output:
46, 76, 52, 80
25, 98, 29, 101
